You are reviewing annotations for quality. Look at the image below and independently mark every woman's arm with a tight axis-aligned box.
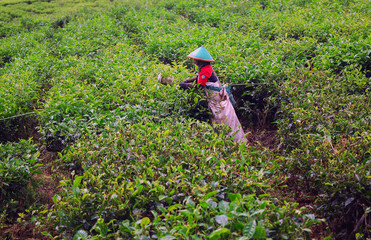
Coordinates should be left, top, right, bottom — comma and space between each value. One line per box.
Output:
179, 75, 199, 90
184, 75, 198, 83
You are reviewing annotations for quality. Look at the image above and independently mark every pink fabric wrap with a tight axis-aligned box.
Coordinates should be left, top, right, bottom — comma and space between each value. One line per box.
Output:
205, 80, 247, 142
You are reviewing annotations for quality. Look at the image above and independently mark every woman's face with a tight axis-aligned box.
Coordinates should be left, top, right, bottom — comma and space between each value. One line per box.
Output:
194, 59, 202, 68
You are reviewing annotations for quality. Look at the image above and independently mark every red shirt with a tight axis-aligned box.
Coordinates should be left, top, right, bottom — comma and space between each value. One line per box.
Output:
197, 65, 213, 86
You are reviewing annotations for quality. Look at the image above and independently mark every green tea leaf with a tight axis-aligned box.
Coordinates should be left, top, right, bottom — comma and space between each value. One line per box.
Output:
205, 190, 219, 200
228, 193, 241, 202
168, 204, 182, 211
253, 224, 266, 239
218, 200, 229, 212
250, 209, 265, 217
159, 235, 176, 240
73, 176, 83, 188
208, 228, 230, 240
243, 220, 256, 238
73, 229, 88, 240
159, 195, 167, 201
141, 217, 150, 228
41, 231, 54, 238
215, 215, 228, 226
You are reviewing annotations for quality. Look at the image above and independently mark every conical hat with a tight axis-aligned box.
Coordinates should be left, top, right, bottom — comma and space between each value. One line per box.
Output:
187, 46, 214, 62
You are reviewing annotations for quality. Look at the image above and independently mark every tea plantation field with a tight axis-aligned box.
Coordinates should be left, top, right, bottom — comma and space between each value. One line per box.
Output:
0, 0, 370, 239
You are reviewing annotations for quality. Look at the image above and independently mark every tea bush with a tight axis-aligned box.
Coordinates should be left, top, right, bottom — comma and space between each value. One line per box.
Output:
51, 118, 317, 239
37, 39, 194, 144
314, 37, 371, 77
0, 0, 109, 23
0, 139, 41, 220
275, 68, 370, 238
0, 27, 57, 119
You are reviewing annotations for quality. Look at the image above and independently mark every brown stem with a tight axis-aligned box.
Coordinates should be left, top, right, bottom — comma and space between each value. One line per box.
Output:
351, 214, 366, 236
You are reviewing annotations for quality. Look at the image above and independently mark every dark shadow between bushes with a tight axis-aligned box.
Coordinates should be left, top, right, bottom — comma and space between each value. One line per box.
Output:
231, 84, 279, 147
0, 117, 40, 144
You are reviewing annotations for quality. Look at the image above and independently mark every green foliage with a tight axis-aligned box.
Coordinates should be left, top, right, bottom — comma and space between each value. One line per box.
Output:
0, 0, 370, 238
0, 139, 41, 219
51, 118, 316, 239
275, 68, 370, 237
314, 37, 371, 76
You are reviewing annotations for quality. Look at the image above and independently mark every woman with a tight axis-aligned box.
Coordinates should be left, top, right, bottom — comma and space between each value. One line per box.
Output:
180, 46, 247, 142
